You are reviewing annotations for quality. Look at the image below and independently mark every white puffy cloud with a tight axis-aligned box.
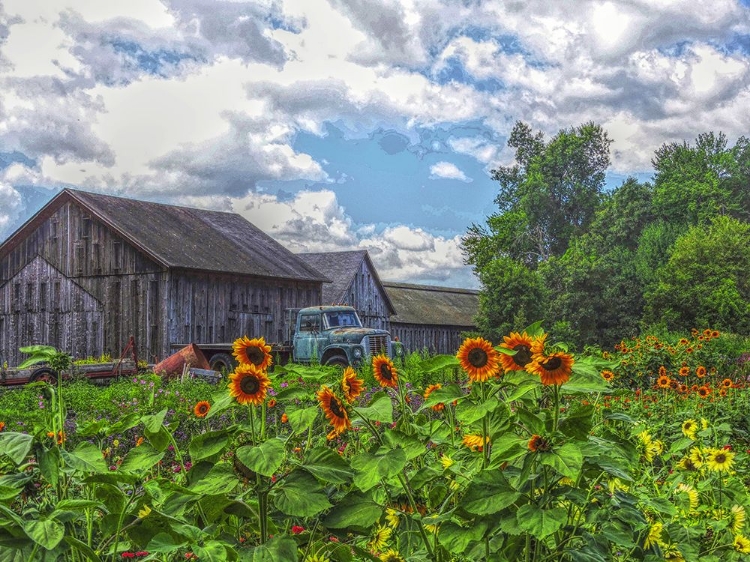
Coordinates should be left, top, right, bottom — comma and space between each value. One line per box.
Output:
0, 183, 22, 237
428, 161, 471, 182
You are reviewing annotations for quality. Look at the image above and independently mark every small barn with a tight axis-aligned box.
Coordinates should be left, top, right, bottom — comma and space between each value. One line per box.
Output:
298, 250, 395, 331
0, 189, 327, 366
383, 282, 480, 355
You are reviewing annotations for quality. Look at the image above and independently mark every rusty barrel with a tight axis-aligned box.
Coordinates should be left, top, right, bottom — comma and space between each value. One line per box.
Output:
153, 344, 211, 379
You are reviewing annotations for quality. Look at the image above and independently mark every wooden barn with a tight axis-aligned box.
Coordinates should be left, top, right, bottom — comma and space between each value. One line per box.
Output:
297, 250, 395, 331
0, 189, 327, 366
383, 282, 479, 355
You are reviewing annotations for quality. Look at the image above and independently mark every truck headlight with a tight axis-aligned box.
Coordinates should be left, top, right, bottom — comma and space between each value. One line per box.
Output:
353, 347, 363, 359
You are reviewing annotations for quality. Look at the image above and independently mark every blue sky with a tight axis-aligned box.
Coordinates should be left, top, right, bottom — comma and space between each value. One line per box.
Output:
1, 0, 749, 288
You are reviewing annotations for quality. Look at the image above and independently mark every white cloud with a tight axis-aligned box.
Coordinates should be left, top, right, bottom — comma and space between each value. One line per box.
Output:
429, 161, 471, 182
0, 183, 22, 237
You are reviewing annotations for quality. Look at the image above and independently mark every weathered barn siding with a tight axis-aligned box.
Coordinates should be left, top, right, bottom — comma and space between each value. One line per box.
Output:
383, 282, 479, 356
167, 271, 321, 350
0, 256, 103, 364
298, 251, 394, 331
0, 202, 166, 365
1, 189, 327, 366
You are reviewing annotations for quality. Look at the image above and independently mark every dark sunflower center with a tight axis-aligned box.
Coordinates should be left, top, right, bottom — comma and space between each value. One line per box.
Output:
715, 453, 726, 464
468, 347, 489, 368
329, 397, 345, 419
239, 374, 260, 395
512, 344, 532, 367
246, 346, 265, 366
379, 364, 393, 381
542, 356, 562, 371
199, 404, 208, 413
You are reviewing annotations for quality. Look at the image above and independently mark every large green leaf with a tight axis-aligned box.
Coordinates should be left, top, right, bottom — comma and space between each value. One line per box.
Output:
189, 430, 229, 462
287, 406, 319, 435
250, 536, 297, 562
141, 409, 168, 433
417, 354, 460, 373
516, 504, 567, 539
321, 492, 382, 529
119, 444, 165, 474
420, 384, 465, 411
64, 536, 102, 562
205, 391, 234, 419
354, 392, 393, 424
382, 430, 426, 460
236, 439, 285, 477
303, 446, 354, 484
188, 463, 240, 495
539, 442, 583, 480
272, 472, 331, 517
455, 396, 500, 425
24, 518, 65, 550
0, 433, 33, 465
463, 470, 520, 515
438, 521, 488, 554
351, 449, 406, 492
61, 443, 107, 473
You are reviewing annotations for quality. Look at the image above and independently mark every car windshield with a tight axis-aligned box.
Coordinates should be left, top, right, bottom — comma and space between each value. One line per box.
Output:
323, 311, 362, 329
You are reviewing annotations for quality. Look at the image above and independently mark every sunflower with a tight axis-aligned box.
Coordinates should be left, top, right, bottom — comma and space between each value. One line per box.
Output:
657, 375, 670, 389
668, 379, 679, 390
232, 336, 273, 370
696, 365, 706, 378
658, 365, 667, 377
676, 456, 699, 471
317, 385, 351, 437
735, 535, 750, 554
440, 455, 454, 469
193, 401, 211, 418
341, 366, 364, 403
526, 352, 574, 386
678, 366, 690, 377
706, 448, 735, 472
385, 508, 400, 529
678, 384, 688, 394
681, 419, 697, 440
689, 447, 705, 468
732, 505, 747, 534
644, 521, 664, 549
678, 338, 689, 346
697, 385, 711, 398
228, 364, 271, 406
601, 370, 615, 382
720, 388, 728, 397
457, 337, 500, 381
528, 434, 551, 452
304, 555, 330, 562
722, 378, 733, 388
498, 332, 534, 372
675, 483, 699, 513
462, 434, 489, 452
712, 330, 720, 338
379, 550, 405, 562
423, 383, 444, 411
368, 525, 392, 552
703, 329, 712, 337
372, 355, 399, 388
0, 421, 5, 432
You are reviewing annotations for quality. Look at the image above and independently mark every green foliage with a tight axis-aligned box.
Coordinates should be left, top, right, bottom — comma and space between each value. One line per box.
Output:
645, 215, 750, 335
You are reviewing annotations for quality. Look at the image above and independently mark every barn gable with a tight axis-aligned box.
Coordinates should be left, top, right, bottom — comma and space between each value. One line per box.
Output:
298, 250, 395, 330
383, 282, 479, 355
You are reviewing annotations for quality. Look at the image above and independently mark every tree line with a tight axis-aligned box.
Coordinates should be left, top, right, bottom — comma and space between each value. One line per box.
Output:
462, 122, 750, 348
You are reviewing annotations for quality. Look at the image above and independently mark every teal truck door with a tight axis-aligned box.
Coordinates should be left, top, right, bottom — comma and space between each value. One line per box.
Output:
293, 312, 325, 363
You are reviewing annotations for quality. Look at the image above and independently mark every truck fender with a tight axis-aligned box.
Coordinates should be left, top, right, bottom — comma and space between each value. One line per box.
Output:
324, 355, 349, 368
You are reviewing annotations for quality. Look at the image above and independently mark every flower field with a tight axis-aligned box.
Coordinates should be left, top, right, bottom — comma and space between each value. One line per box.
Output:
1, 326, 750, 561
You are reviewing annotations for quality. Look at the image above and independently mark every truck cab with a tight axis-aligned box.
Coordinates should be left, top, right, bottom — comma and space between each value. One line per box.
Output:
292, 306, 402, 367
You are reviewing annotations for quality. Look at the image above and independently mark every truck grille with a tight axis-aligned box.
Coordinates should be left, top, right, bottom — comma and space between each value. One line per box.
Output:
367, 335, 389, 356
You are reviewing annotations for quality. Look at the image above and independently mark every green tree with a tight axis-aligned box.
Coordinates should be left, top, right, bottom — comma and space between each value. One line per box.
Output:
652, 132, 749, 225
644, 215, 750, 334
467, 121, 612, 265
475, 256, 547, 342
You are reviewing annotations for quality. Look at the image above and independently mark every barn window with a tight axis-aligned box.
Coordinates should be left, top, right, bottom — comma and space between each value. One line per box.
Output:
80, 216, 91, 239
25, 283, 33, 311
39, 282, 47, 311
113, 242, 122, 272
93, 243, 102, 274
75, 244, 84, 274
50, 219, 58, 239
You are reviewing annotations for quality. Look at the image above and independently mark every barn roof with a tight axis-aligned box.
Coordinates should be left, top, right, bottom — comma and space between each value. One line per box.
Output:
298, 250, 396, 314
383, 282, 479, 327
0, 189, 329, 282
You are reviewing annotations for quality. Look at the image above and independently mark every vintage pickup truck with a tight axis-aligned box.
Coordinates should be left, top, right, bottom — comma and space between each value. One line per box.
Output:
176, 305, 404, 372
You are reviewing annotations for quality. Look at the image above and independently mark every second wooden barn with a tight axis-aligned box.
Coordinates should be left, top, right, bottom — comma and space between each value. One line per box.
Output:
0, 189, 327, 366
383, 282, 480, 356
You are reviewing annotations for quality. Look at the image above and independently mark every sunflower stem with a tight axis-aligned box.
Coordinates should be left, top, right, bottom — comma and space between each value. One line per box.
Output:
552, 384, 561, 433
481, 382, 490, 468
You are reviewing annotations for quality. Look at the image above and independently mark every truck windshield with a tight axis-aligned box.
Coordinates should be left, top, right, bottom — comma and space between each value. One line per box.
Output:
323, 311, 362, 329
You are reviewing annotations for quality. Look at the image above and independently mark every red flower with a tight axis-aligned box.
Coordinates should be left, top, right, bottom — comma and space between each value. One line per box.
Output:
291, 525, 305, 534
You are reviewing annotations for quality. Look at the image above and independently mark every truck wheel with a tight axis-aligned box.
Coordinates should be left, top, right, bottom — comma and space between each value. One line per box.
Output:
324, 355, 349, 368
30, 368, 58, 385
209, 353, 237, 373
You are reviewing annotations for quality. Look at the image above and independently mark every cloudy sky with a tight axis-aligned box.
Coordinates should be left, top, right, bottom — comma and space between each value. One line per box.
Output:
1, 0, 749, 288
